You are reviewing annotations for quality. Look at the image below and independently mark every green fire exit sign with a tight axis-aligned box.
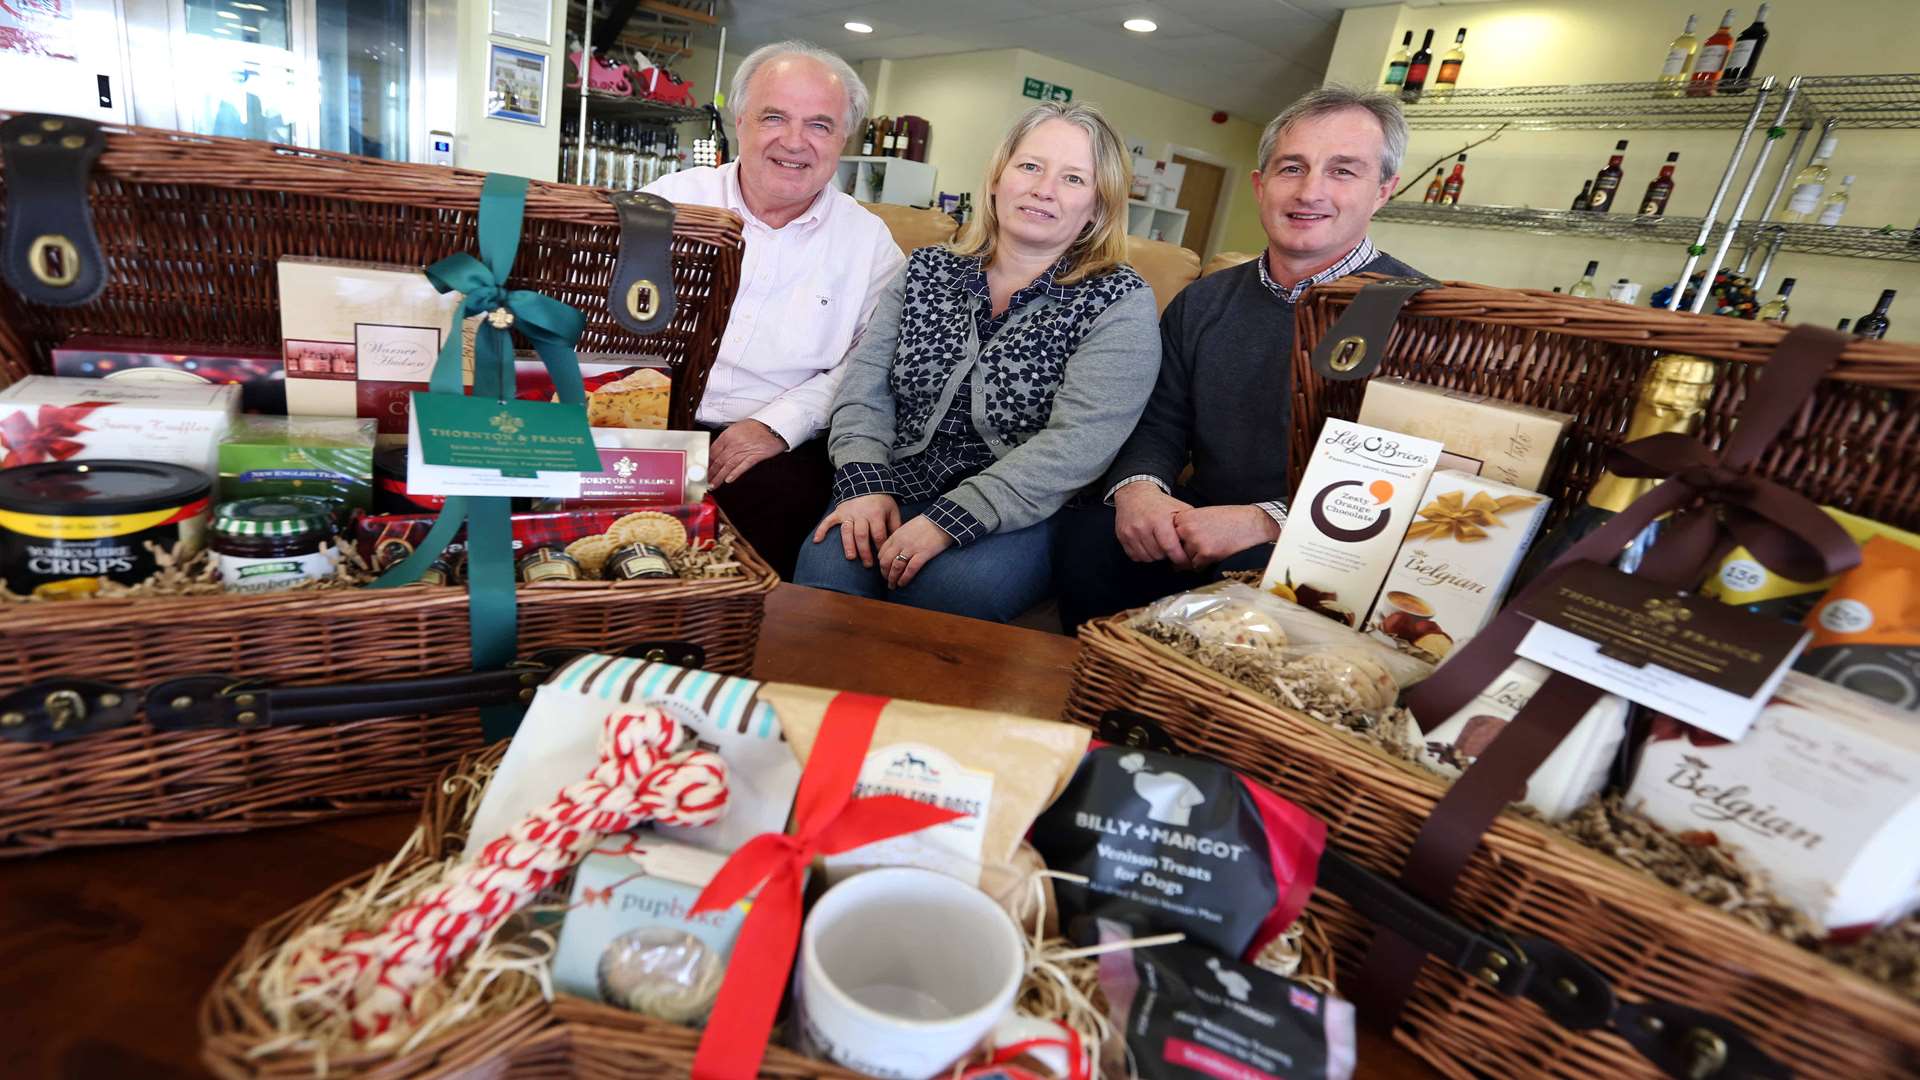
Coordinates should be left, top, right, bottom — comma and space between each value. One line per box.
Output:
1022, 77, 1073, 102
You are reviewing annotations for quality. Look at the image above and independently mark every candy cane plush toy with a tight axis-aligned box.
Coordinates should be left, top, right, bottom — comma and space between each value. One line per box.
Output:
290, 708, 728, 1040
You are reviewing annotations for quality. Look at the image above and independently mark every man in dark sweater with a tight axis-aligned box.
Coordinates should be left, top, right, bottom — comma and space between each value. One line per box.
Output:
1057, 85, 1422, 631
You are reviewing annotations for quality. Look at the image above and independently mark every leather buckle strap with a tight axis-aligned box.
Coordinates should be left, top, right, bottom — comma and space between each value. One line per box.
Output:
606, 191, 679, 337
0, 113, 110, 306
0, 679, 139, 744
1308, 274, 1442, 382
1613, 999, 1792, 1080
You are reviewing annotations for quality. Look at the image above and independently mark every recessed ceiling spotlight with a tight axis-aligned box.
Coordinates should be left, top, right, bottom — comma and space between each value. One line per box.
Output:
844, 21, 873, 33
1123, 18, 1157, 33
216, 9, 239, 17
232, 2, 269, 9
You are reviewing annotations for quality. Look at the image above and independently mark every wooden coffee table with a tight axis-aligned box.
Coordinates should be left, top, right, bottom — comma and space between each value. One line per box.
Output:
0, 585, 1432, 1078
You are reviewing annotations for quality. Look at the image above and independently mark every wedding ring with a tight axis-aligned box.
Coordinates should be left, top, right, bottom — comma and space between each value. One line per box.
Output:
894, 554, 910, 562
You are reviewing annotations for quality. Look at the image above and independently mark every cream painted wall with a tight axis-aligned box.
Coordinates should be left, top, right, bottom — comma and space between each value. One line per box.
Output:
455, 0, 567, 181
1325, 0, 1920, 340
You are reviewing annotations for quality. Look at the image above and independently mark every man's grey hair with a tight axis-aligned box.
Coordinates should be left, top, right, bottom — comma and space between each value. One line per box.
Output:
1255, 85, 1408, 182
729, 41, 870, 137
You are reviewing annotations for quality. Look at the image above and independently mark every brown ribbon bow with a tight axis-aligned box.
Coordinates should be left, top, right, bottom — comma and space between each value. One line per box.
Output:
1357, 324, 1865, 1030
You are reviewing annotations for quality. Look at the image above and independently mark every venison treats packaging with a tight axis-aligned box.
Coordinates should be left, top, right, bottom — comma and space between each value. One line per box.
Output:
1031, 746, 1326, 960
1262, 419, 1443, 628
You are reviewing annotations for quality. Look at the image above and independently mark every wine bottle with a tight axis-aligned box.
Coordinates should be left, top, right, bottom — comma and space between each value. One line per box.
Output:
1836, 318, 1852, 332
1854, 290, 1896, 339
1816, 175, 1855, 227
1423, 168, 1445, 204
1688, 9, 1738, 97
1511, 354, 1719, 588
1757, 277, 1794, 322
1431, 28, 1467, 100
1384, 31, 1413, 89
1658, 14, 1701, 98
1639, 152, 1680, 215
860, 119, 875, 156
1587, 140, 1629, 212
1569, 259, 1600, 298
1571, 179, 1594, 212
1781, 125, 1838, 222
1721, 2, 1770, 92
1402, 29, 1436, 104
1440, 154, 1467, 204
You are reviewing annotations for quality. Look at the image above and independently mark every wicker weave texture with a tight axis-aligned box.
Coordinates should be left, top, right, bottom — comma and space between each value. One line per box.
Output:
200, 743, 861, 1080
1063, 619, 1920, 1079
0, 119, 771, 855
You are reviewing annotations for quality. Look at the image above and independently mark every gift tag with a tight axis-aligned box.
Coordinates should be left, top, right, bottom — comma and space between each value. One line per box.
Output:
406, 394, 596, 497
1515, 560, 1810, 741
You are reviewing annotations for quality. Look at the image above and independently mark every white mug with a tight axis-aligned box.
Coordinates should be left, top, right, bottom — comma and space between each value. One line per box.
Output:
794, 866, 1023, 1078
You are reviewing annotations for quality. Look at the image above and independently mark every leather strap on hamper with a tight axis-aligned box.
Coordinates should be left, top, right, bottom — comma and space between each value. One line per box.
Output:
1354, 327, 1860, 1065
1308, 275, 1443, 382
0, 113, 110, 306
1097, 710, 1794, 1080
0, 641, 703, 740
607, 191, 679, 336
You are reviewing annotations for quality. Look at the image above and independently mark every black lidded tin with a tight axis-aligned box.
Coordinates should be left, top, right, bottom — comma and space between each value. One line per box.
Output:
0, 460, 211, 599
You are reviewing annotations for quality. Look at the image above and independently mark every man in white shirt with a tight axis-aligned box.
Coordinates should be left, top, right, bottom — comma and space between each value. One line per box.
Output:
644, 40, 905, 578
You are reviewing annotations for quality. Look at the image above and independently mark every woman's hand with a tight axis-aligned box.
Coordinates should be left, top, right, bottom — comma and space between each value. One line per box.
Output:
876, 515, 955, 589
811, 494, 901, 567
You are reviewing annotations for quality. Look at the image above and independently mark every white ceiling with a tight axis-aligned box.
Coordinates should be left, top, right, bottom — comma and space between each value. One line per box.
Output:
714, 0, 1409, 123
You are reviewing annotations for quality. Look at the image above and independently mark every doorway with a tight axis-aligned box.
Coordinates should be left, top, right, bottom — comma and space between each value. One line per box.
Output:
1172, 154, 1226, 261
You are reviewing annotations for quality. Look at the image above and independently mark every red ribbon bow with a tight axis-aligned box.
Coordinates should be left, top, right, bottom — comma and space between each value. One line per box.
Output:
0, 402, 111, 467
689, 692, 967, 1079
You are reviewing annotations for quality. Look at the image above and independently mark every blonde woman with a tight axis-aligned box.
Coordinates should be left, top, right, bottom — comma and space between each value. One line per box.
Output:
795, 101, 1160, 622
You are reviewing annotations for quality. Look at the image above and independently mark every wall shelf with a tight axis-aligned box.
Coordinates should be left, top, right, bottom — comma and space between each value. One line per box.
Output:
1740, 221, 1920, 263
1397, 80, 1812, 131
562, 89, 704, 127
1376, 202, 1715, 246
1796, 74, 1920, 128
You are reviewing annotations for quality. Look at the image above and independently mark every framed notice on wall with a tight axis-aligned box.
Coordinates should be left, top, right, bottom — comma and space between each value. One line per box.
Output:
486, 43, 548, 126
489, 0, 552, 46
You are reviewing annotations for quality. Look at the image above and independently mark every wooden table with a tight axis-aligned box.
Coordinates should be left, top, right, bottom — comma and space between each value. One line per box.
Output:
2, 585, 1432, 1079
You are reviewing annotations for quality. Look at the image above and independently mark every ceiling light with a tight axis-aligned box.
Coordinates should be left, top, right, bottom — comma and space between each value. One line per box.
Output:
239, 23, 258, 30
1123, 17, 1157, 32
231, 2, 268, 9
216, 9, 239, 17
844, 21, 873, 33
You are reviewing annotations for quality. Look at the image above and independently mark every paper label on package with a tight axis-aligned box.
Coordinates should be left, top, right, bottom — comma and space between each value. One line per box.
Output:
354, 323, 442, 382
404, 407, 584, 498
825, 742, 994, 886
1515, 560, 1809, 740
583, 447, 687, 504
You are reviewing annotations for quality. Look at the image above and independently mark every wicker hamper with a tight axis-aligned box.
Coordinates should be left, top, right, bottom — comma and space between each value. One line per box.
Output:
0, 118, 777, 856
1064, 279, 1920, 1080
199, 743, 863, 1080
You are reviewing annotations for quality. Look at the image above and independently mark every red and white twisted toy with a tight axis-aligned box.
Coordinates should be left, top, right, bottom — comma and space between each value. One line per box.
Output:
291, 708, 728, 1040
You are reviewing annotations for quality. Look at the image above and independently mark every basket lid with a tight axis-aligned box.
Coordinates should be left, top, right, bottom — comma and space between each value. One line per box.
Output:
212, 496, 337, 538
0, 459, 210, 516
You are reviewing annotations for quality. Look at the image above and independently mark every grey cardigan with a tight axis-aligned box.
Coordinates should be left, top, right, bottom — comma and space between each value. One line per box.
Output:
827, 247, 1162, 535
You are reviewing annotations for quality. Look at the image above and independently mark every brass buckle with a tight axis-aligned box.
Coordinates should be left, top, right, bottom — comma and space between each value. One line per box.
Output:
625, 278, 660, 322
27, 234, 81, 287
1329, 336, 1367, 373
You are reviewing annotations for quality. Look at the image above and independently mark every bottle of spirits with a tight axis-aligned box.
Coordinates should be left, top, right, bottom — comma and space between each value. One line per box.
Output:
1571, 179, 1594, 212
1639, 152, 1680, 215
1721, 3, 1770, 92
1688, 9, 1738, 96
1423, 168, 1445, 203
1569, 259, 1600, 297
1658, 14, 1701, 98
1757, 277, 1795, 322
1383, 31, 1413, 90
1817, 175, 1855, 226
1587, 140, 1629, 212
1855, 289, 1896, 339
1431, 28, 1467, 100
1512, 354, 1719, 587
890, 122, 908, 156
1781, 125, 1838, 222
1836, 318, 1852, 332
1401, 29, 1436, 104
874, 116, 892, 158
1441, 154, 1467, 204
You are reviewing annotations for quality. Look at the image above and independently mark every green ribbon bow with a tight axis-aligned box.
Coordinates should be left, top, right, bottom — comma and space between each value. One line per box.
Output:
367, 173, 590, 741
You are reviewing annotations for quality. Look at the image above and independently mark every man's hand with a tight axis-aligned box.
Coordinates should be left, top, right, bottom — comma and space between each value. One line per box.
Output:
1172, 504, 1280, 567
709, 419, 788, 487
810, 493, 900, 567
876, 515, 955, 590
1113, 481, 1195, 567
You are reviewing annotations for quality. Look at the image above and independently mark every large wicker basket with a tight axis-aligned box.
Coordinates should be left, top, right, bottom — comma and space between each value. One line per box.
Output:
1065, 280, 1920, 1080
199, 743, 861, 1080
0, 119, 776, 856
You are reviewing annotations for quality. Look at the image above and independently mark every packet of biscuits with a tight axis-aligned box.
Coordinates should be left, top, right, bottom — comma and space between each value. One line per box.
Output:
1796, 535, 1920, 709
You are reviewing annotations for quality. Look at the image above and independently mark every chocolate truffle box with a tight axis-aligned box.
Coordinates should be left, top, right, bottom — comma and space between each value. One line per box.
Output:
1070, 279, 1920, 1080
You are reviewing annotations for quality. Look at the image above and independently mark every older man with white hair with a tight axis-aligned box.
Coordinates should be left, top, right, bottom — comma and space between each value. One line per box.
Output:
644, 40, 904, 578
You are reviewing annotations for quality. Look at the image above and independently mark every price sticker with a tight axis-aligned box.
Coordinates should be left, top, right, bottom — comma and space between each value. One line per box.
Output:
1718, 558, 1769, 593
